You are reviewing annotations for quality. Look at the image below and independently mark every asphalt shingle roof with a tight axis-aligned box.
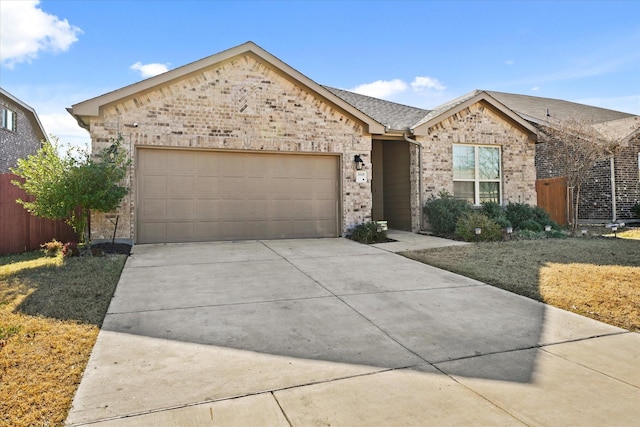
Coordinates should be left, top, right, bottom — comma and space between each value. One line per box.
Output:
323, 86, 429, 131
485, 91, 635, 125
324, 86, 636, 134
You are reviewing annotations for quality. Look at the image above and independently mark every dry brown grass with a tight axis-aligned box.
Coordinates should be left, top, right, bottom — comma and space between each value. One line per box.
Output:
0, 251, 126, 427
402, 237, 640, 331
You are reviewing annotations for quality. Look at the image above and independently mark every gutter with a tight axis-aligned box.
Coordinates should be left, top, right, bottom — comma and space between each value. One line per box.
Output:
404, 133, 424, 231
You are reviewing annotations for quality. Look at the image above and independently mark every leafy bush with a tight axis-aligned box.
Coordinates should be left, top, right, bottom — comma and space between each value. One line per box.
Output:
348, 222, 388, 244
632, 203, 640, 218
505, 202, 534, 229
424, 191, 471, 236
454, 211, 502, 242
519, 219, 543, 232
41, 239, 63, 257
482, 201, 511, 229
505, 202, 558, 231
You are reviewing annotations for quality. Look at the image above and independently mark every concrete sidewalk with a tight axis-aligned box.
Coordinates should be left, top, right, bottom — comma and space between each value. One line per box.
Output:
66, 236, 639, 426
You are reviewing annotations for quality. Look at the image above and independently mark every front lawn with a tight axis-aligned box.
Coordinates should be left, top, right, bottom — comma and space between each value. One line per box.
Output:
402, 237, 640, 331
0, 251, 126, 427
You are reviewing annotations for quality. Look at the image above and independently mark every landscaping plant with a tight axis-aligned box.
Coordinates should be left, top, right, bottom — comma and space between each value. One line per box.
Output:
454, 211, 502, 242
423, 191, 470, 236
11, 135, 130, 245
348, 222, 388, 244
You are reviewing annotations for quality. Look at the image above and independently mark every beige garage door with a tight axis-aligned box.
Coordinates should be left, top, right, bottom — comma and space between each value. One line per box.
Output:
137, 149, 339, 243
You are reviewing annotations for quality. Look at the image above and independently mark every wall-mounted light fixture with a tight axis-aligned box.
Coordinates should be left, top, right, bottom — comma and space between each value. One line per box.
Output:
354, 155, 364, 171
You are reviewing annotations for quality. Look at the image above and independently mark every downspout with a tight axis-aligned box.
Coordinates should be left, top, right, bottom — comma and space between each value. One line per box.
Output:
610, 156, 617, 222
404, 133, 424, 231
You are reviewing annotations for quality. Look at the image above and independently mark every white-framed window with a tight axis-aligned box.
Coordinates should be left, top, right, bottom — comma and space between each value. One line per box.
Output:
453, 144, 502, 205
1, 108, 17, 132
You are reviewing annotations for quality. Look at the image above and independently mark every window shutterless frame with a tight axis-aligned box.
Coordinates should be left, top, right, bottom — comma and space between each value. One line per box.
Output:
452, 144, 502, 205
1, 108, 17, 132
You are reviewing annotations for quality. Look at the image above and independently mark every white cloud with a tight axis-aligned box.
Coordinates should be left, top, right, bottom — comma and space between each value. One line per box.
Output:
0, 0, 81, 68
531, 86, 540, 92
130, 61, 170, 78
351, 79, 408, 99
505, 59, 515, 65
411, 76, 446, 92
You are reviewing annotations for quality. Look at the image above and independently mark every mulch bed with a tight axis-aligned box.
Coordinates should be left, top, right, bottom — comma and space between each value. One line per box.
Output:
91, 242, 132, 256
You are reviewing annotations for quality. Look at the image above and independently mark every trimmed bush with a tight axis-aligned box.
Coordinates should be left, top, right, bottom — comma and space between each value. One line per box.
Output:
505, 202, 533, 230
631, 203, 640, 218
505, 202, 558, 231
348, 222, 388, 244
424, 191, 471, 236
519, 219, 543, 232
482, 201, 511, 229
455, 211, 502, 242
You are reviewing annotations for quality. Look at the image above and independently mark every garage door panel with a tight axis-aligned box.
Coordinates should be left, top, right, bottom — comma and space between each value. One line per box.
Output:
194, 222, 220, 240
167, 199, 194, 219
139, 222, 166, 243
166, 222, 194, 241
141, 200, 167, 219
170, 153, 195, 171
137, 149, 339, 243
195, 200, 220, 218
142, 175, 167, 196
167, 175, 194, 196
195, 177, 220, 197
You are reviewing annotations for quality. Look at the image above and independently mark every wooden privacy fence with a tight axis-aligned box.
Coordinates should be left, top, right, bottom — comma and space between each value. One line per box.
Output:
536, 177, 567, 226
0, 173, 77, 255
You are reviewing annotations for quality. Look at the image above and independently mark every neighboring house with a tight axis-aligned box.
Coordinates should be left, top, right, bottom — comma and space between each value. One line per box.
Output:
1, 87, 47, 172
68, 42, 634, 244
485, 91, 639, 223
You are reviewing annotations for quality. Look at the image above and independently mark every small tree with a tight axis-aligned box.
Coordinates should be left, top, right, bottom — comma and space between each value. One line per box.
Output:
537, 118, 614, 230
11, 135, 129, 245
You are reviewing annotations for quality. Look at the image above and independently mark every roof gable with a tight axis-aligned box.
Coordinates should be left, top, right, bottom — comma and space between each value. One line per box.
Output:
70, 42, 385, 134
0, 87, 48, 142
411, 90, 537, 136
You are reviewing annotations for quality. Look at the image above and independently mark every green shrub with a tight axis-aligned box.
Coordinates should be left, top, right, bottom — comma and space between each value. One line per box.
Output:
505, 202, 534, 229
424, 191, 470, 236
482, 201, 511, 229
481, 201, 502, 219
532, 206, 559, 229
348, 222, 388, 244
41, 239, 63, 257
519, 219, 543, 232
632, 203, 640, 218
505, 202, 558, 231
454, 211, 502, 242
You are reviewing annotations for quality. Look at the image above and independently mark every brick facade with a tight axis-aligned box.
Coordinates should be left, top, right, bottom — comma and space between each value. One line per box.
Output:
0, 93, 43, 173
87, 54, 373, 241
415, 102, 537, 229
534, 129, 640, 222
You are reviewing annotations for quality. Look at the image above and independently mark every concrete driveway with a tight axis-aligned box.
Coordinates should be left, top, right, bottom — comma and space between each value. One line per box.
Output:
67, 235, 640, 426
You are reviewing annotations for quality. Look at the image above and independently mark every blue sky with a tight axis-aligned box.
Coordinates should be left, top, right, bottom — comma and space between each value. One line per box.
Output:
1, 0, 639, 149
